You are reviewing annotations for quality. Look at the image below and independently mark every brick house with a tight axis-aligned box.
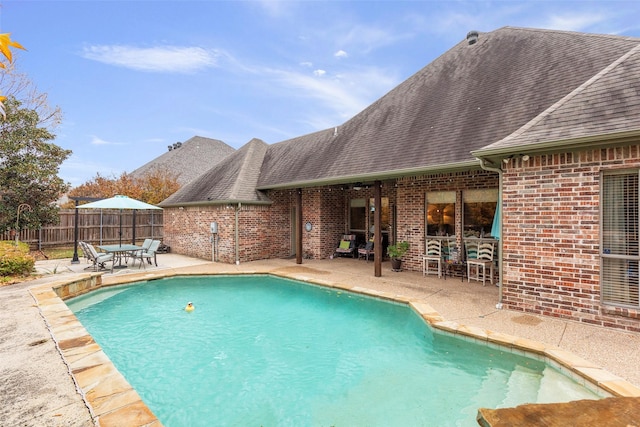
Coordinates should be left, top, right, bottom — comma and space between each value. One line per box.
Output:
160, 27, 640, 332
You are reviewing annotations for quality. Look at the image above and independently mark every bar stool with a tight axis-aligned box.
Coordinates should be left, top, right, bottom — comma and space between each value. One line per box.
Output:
423, 239, 443, 278
467, 242, 494, 286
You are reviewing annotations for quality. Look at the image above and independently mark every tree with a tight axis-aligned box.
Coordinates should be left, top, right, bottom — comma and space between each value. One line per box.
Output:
1, 32, 61, 130
66, 168, 180, 207
0, 59, 62, 129
0, 33, 25, 119
138, 167, 181, 204
0, 96, 71, 232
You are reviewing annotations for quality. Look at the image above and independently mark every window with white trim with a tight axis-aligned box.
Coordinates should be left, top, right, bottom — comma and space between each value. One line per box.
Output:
601, 171, 639, 307
463, 188, 498, 238
426, 191, 456, 236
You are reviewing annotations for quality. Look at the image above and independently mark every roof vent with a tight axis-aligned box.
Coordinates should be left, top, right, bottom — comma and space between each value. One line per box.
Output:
467, 30, 479, 45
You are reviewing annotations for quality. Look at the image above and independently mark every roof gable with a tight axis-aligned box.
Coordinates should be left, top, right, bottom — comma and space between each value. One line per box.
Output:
475, 43, 640, 155
160, 138, 270, 206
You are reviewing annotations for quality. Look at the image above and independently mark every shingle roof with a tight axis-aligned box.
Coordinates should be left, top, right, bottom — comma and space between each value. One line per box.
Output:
130, 136, 235, 186
475, 43, 640, 155
163, 27, 640, 205
160, 138, 270, 206
258, 27, 639, 188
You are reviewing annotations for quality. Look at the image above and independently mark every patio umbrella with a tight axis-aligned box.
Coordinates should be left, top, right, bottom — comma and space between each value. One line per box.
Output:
78, 195, 162, 246
491, 198, 501, 239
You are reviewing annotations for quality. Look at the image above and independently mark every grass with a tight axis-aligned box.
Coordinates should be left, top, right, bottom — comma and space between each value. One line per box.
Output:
0, 246, 79, 286
0, 275, 24, 286
38, 247, 77, 260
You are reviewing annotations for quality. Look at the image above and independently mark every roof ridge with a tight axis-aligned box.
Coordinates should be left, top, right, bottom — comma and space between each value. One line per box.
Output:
500, 26, 640, 42
229, 139, 267, 199
494, 42, 640, 146
186, 135, 235, 150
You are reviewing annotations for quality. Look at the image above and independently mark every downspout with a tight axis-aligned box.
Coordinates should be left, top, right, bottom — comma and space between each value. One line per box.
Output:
235, 202, 241, 265
478, 158, 504, 308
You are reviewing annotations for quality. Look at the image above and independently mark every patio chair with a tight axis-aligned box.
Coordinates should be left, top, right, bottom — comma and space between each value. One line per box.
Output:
467, 242, 495, 286
358, 237, 375, 261
132, 239, 161, 269
465, 241, 478, 261
335, 234, 357, 258
82, 242, 114, 273
127, 238, 154, 264
423, 239, 443, 278
141, 238, 153, 250
79, 241, 91, 264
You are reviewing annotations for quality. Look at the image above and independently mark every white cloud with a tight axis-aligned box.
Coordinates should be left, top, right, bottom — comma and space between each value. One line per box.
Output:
300, 61, 313, 67
541, 12, 608, 32
272, 66, 398, 122
90, 136, 110, 145
255, 0, 296, 18
334, 50, 348, 58
313, 69, 327, 77
81, 45, 219, 73
90, 136, 123, 146
429, 5, 613, 38
339, 24, 411, 54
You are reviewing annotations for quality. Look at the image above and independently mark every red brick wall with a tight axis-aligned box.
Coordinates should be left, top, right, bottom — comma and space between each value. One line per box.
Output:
164, 205, 236, 263
396, 170, 499, 271
299, 187, 348, 259
164, 173, 499, 267
163, 186, 349, 263
261, 186, 350, 260
501, 147, 640, 332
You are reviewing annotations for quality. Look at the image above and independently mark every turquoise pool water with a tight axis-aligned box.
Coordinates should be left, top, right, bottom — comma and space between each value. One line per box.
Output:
67, 275, 599, 426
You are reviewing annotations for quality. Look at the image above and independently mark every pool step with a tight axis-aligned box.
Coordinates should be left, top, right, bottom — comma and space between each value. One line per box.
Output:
500, 365, 541, 408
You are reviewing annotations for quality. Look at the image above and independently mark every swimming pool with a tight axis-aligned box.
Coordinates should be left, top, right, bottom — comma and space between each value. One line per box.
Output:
67, 275, 600, 426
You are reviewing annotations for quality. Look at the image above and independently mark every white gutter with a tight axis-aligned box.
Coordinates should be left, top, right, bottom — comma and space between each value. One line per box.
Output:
477, 157, 504, 308
256, 161, 481, 190
235, 202, 241, 265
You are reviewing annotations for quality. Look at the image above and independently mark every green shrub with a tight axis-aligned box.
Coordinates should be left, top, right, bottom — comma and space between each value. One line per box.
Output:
0, 241, 35, 276
387, 240, 410, 259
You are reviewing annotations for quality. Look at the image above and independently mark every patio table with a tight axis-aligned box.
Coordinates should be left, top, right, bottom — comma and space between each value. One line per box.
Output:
98, 244, 143, 269
444, 260, 466, 282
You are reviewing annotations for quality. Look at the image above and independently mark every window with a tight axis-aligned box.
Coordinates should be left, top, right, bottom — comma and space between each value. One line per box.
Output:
350, 198, 366, 232
601, 171, 639, 307
426, 191, 456, 236
368, 197, 390, 233
463, 189, 498, 238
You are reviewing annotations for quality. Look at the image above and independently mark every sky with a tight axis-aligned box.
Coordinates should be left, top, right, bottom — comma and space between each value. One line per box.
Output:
2, 1, 640, 188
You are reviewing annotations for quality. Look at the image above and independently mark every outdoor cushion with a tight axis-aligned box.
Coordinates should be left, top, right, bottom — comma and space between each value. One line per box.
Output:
339, 240, 350, 250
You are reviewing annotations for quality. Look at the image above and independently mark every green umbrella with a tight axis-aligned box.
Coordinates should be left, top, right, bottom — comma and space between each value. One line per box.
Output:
78, 195, 162, 246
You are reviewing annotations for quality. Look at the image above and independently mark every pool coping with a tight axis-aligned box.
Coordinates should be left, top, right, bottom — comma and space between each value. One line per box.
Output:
29, 269, 640, 426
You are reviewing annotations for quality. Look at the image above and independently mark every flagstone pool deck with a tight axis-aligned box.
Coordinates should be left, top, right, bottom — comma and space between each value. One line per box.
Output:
2, 253, 640, 426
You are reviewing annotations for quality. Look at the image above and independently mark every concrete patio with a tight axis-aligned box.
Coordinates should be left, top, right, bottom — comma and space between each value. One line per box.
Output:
2, 253, 640, 426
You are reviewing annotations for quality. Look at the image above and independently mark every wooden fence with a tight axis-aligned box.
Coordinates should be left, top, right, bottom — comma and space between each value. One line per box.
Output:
1, 209, 163, 250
